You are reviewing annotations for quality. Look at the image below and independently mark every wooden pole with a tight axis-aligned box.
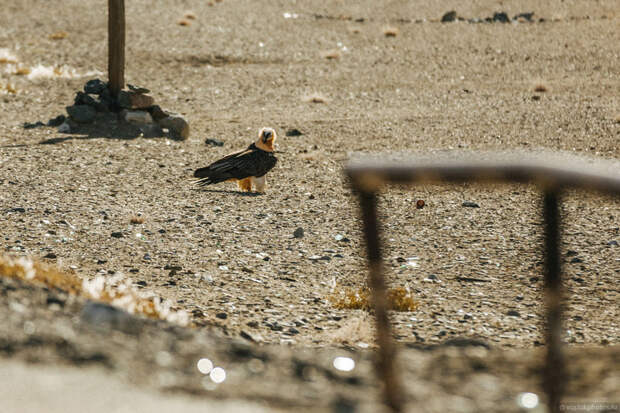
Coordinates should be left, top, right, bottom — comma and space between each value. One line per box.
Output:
108, 0, 125, 97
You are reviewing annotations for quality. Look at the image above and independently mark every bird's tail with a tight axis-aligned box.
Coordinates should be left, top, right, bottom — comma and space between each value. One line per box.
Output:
193, 167, 229, 186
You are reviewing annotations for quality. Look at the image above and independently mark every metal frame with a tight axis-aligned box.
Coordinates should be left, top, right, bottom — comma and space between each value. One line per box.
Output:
346, 155, 620, 413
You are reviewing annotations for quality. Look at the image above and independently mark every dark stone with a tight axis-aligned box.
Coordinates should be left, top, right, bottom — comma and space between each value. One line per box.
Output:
136, 280, 147, 287
110, 232, 124, 238
566, 250, 578, 257
23, 121, 45, 129
285, 128, 303, 136
84, 79, 107, 95
129, 268, 139, 273
9, 207, 25, 213
441, 11, 458, 22
66, 105, 96, 123
216, 312, 228, 320
47, 296, 65, 306
293, 227, 304, 238
608, 240, 618, 246
47, 115, 66, 127
570, 257, 583, 264
492, 12, 510, 23
462, 201, 480, 208
205, 138, 224, 147
43, 252, 57, 259
507, 310, 520, 317
164, 264, 182, 271
74, 91, 97, 106
96, 259, 107, 264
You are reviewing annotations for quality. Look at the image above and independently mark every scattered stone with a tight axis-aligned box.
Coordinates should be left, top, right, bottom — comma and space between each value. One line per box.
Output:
23, 121, 45, 129
608, 240, 618, 246
74, 91, 97, 106
570, 257, 583, 264
441, 11, 458, 22
506, 310, 520, 317
127, 84, 150, 94
58, 121, 71, 133
285, 128, 303, 137
205, 138, 224, 146
66, 104, 96, 123
43, 252, 57, 259
240, 330, 257, 342
416, 199, 425, 209
293, 227, 304, 238
84, 79, 107, 95
158, 114, 190, 140
136, 280, 147, 287
143, 253, 151, 261
216, 312, 228, 320
110, 232, 124, 238
97, 259, 107, 264
462, 201, 480, 208
9, 207, 26, 213
47, 114, 66, 127
513, 12, 534, 22
492, 12, 510, 23
123, 110, 153, 124
566, 250, 578, 257
287, 327, 300, 335
532, 95, 541, 101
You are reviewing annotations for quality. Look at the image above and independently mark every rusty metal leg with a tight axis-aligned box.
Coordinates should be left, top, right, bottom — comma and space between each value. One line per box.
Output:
542, 190, 565, 413
358, 190, 403, 413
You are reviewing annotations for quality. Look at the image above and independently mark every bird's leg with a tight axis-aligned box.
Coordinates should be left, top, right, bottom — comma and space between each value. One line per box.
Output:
237, 178, 253, 192
252, 176, 266, 193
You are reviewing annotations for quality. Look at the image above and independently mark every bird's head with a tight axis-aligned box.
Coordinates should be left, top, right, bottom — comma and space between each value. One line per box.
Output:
256, 127, 277, 152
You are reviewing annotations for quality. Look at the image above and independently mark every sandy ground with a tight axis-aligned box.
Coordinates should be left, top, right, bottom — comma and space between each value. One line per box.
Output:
1, 0, 619, 411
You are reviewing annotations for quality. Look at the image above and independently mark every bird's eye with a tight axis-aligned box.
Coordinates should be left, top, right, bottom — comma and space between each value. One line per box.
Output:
263, 131, 272, 140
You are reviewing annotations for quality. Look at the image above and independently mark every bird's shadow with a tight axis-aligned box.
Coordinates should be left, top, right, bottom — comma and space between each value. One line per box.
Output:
192, 188, 264, 197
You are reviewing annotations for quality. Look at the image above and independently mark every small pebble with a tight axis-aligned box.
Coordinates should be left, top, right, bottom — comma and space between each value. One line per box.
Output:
462, 201, 480, 208
293, 227, 304, 238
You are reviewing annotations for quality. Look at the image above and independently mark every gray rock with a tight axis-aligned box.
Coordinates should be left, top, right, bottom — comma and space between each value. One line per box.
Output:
123, 110, 153, 124
205, 138, 224, 147
66, 105, 96, 123
158, 114, 190, 140
84, 79, 107, 95
58, 121, 71, 133
293, 227, 304, 238
462, 201, 480, 208
80, 301, 141, 335
506, 310, 520, 317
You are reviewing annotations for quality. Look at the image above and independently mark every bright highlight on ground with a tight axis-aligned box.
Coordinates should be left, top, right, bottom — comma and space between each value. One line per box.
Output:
516, 392, 539, 409
333, 356, 355, 372
197, 358, 214, 375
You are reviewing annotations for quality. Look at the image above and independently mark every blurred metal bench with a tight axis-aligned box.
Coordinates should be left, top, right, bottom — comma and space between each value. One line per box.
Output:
345, 153, 620, 413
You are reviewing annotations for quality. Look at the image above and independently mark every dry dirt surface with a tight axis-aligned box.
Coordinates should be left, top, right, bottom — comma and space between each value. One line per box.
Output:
1, 0, 619, 412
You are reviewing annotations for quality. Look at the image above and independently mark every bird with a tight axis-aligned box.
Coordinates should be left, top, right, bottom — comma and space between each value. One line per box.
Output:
194, 127, 278, 193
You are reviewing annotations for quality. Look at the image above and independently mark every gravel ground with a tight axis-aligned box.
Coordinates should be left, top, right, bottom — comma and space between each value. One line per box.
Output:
1, 0, 619, 411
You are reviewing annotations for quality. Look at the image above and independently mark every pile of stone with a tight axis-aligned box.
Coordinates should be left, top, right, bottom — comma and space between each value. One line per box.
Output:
61, 79, 189, 140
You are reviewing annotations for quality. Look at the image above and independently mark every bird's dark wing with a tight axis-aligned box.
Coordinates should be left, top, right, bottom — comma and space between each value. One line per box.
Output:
194, 144, 277, 186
